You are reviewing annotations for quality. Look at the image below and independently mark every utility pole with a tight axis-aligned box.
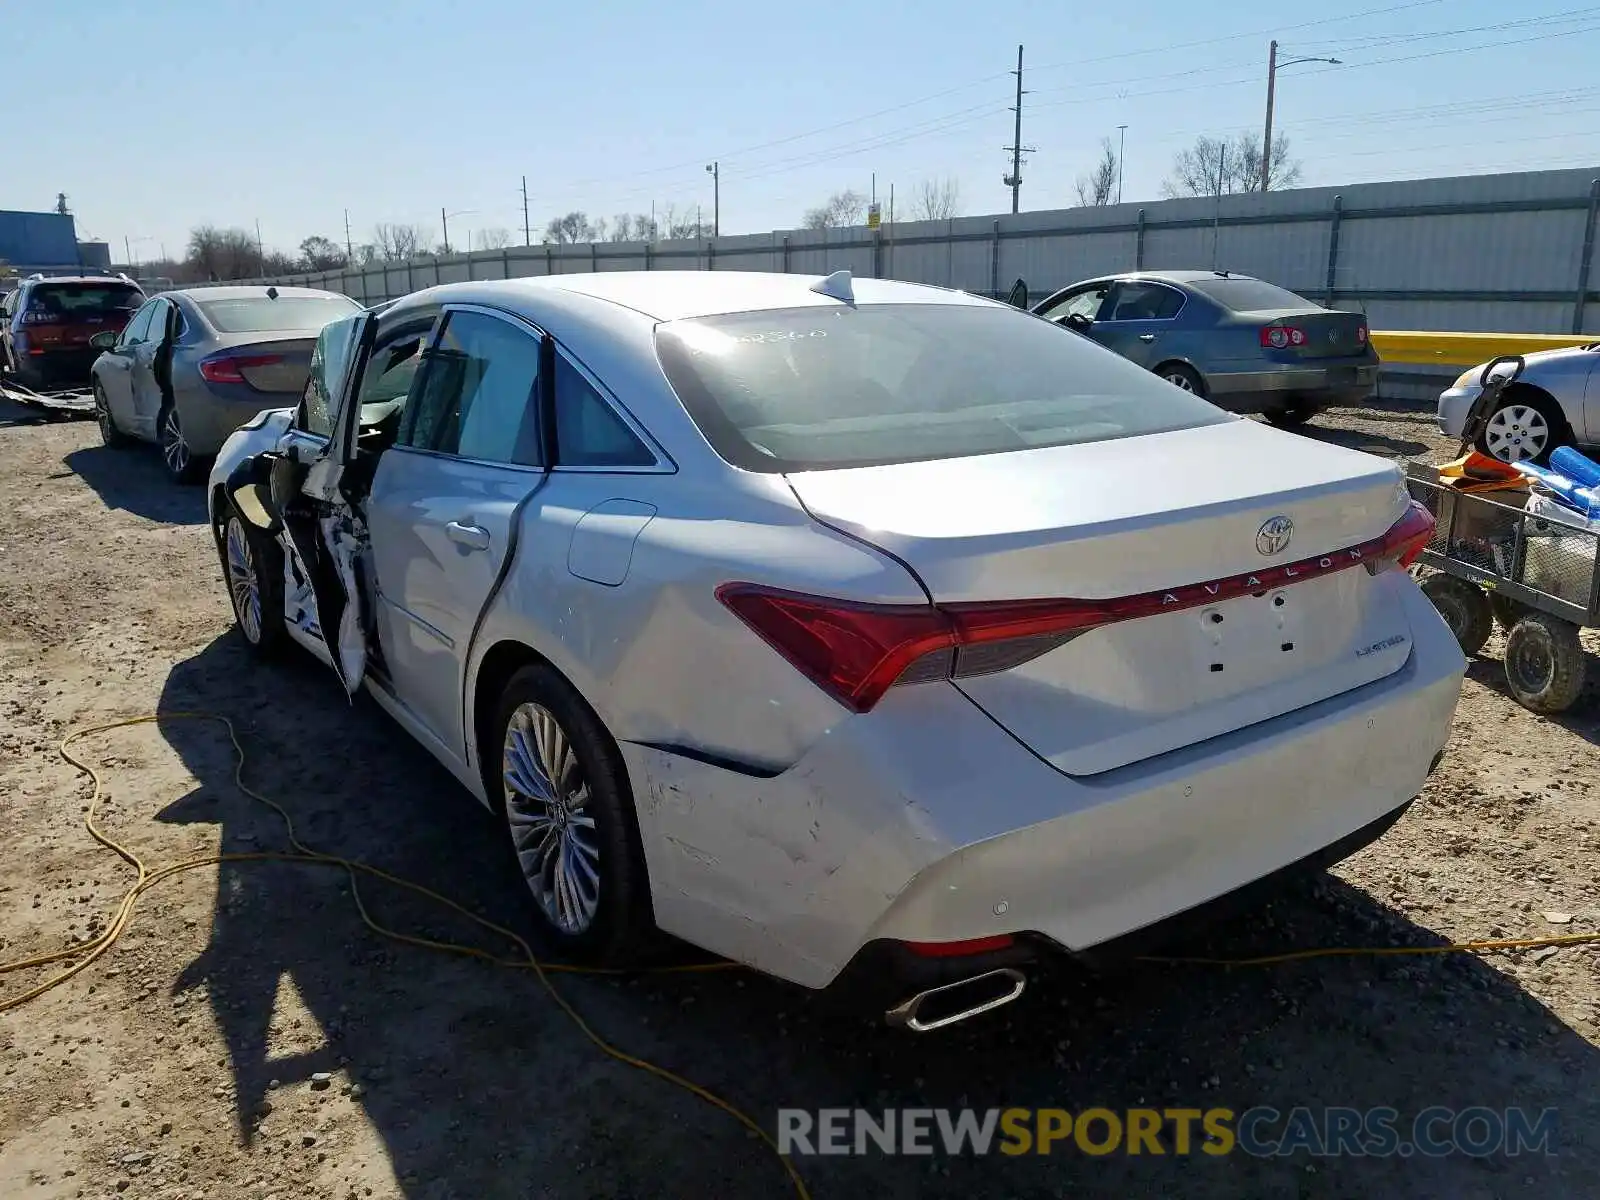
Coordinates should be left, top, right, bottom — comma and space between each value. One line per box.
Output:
255, 218, 264, 275
705, 162, 719, 237
1002, 45, 1034, 215
344, 209, 354, 263
441, 206, 450, 255
521, 176, 531, 246
1262, 40, 1279, 193
1116, 125, 1128, 204
1261, 41, 1340, 191
123, 235, 132, 273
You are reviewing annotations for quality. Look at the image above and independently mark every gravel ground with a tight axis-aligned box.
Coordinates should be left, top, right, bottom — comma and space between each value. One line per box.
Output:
1, 391, 1597, 1200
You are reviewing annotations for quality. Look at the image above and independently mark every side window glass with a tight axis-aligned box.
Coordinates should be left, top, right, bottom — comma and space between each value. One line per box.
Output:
300, 315, 364, 437
118, 303, 157, 348
554, 355, 655, 468
400, 311, 541, 466
1040, 285, 1109, 323
1108, 282, 1185, 322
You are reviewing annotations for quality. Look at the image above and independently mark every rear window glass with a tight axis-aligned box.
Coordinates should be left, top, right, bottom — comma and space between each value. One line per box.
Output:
1188, 277, 1316, 312
27, 283, 142, 315
655, 303, 1229, 472
198, 295, 359, 334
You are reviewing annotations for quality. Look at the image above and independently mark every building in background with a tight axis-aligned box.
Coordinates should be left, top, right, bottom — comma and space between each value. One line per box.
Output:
0, 208, 84, 273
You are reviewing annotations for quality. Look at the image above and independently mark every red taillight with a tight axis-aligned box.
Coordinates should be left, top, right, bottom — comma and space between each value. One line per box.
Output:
717, 502, 1436, 713
19, 311, 63, 325
904, 934, 1015, 958
199, 353, 284, 386
1260, 325, 1306, 349
1357, 324, 1368, 344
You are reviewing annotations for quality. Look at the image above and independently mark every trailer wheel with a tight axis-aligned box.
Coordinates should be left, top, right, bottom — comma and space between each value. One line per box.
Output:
1421, 574, 1493, 656
1488, 593, 1528, 633
1503, 612, 1586, 714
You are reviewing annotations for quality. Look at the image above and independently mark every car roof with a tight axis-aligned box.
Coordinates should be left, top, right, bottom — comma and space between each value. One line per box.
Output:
1109, 270, 1260, 286
23, 275, 143, 287
390, 271, 997, 323
167, 285, 352, 302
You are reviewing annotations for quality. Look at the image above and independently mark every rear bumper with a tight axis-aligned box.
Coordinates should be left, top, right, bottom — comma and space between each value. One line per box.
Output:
176, 389, 291, 456
623, 581, 1465, 990
1208, 361, 1380, 410
11, 347, 98, 385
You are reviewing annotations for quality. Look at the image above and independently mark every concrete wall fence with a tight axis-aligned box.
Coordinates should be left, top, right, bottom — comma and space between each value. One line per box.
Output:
264, 167, 1600, 351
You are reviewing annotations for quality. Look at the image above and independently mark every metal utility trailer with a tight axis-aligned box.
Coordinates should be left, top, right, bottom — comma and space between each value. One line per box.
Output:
0, 377, 95, 417
1406, 462, 1598, 713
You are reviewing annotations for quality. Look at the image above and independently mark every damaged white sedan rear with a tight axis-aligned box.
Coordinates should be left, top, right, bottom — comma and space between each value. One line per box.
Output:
207, 271, 1464, 1031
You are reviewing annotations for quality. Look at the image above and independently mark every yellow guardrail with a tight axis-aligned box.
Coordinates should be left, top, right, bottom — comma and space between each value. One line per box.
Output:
1370, 330, 1593, 368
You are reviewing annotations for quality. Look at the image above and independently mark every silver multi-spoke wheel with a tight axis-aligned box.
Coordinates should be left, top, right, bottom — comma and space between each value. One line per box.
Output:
1163, 370, 1197, 392
225, 517, 262, 644
93, 383, 117, 445
1482, 403, 1549, 462
503, 702, 601, 935
161, 407, 190, 476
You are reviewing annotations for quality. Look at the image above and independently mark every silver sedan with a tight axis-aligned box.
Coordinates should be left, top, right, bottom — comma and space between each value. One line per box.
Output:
208, 271, 1460, 1028
89, 285, 361, 482
1437, 344, 1600, 463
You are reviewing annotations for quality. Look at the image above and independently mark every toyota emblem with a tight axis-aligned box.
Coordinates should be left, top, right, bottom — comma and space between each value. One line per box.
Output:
1256, 515, 1293, 556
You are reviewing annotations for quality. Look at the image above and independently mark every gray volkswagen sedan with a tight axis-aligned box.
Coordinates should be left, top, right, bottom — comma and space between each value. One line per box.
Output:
89, 285, 361, 482
1026, 270, 1379, 428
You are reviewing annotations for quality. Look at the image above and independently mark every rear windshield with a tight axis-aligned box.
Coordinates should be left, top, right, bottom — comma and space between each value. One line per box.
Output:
198, 295, 360, 334
27, 283, 143, 316
655, 303, 1229, 472
1188, 277, 1316, 312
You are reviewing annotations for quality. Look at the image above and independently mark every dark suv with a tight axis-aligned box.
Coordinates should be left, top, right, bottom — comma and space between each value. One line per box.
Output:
2, 273, 146, 389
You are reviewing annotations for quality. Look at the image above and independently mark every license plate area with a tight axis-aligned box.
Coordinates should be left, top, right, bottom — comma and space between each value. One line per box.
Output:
1186, 587, 1306, 699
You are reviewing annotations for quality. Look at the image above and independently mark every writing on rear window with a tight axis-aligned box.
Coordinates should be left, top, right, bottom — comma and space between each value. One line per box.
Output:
733, 329, 829, 344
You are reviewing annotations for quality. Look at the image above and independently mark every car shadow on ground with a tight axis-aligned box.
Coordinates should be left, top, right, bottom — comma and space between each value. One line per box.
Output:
1297, 421, 1432, 459
154, 634, 1600, 1199
62, 443, 207, 526
1465, 652, 1600, 748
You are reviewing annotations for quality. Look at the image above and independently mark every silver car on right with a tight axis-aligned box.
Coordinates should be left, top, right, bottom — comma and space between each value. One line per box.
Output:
1437, 343, 1599, 463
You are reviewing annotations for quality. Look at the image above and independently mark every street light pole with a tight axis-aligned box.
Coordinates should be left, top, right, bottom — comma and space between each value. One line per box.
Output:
1116, 124, 1128, 204
1262, 41, 1340, 191
705, 162, 719, 237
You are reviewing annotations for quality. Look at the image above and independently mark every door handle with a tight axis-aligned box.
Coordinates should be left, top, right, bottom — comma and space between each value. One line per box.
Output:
445, 520, 491, 551
1138, 333, 1157, 343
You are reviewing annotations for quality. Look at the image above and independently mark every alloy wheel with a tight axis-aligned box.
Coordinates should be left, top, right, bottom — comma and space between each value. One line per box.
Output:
1483, 404, 1549, 462
93, 384, 115, 444
1163, 371, 1196, 392
162, 408, 190, 476
225, 518, 262, 644
503, 702, 601, 935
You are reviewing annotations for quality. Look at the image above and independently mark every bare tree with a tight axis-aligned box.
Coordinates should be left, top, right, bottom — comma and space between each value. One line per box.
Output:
659, 204, 706, 240
802, 189, 866, 230
608, 213, 655, 242
353, 242, 381, 266
544, 212, 595, 244
298, 235, 347, 271
371, 222, 424, 261
475, 227, 514, 250
1074, 138, 1119, 206
1162, 132, 1301, 198
186, 225, 259, 281
910, 178, 961, 221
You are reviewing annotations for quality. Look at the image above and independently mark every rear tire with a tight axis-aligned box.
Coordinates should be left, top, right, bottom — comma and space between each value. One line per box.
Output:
220, 507, 286, 656
1420, 574, 1493, 656
1503, 612, 1585, 713
1154, 362, 1207, 398
1262, 403, 1321, 429
492, 663, 655, 964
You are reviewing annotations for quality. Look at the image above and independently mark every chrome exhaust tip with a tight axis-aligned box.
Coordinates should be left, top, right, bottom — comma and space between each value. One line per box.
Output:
885, 968, 1027, 1033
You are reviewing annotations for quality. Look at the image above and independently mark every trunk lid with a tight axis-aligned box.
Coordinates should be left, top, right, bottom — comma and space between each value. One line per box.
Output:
1265, 309, 1370, 360
212, 335, 317, 395
785, 419, 1417, 776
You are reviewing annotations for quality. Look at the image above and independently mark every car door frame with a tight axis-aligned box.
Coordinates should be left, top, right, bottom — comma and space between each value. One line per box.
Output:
99, 298, 160, 434
127, 297, 176, 434
1031, 279, 1115, 331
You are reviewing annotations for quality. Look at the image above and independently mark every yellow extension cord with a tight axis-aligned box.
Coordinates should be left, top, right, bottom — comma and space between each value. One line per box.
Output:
4, 713, 1598, 1198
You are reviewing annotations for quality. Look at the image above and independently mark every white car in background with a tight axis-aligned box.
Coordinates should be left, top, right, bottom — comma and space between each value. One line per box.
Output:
208, 271, 1464, 1030
1436, 344, 1599, 463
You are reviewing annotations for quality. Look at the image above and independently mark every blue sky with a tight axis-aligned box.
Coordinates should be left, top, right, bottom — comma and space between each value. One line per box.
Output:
12, 0, 1600, 261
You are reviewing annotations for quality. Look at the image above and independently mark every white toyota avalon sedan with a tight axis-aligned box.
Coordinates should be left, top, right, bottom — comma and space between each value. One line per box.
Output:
208, 270, 1463, 1031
